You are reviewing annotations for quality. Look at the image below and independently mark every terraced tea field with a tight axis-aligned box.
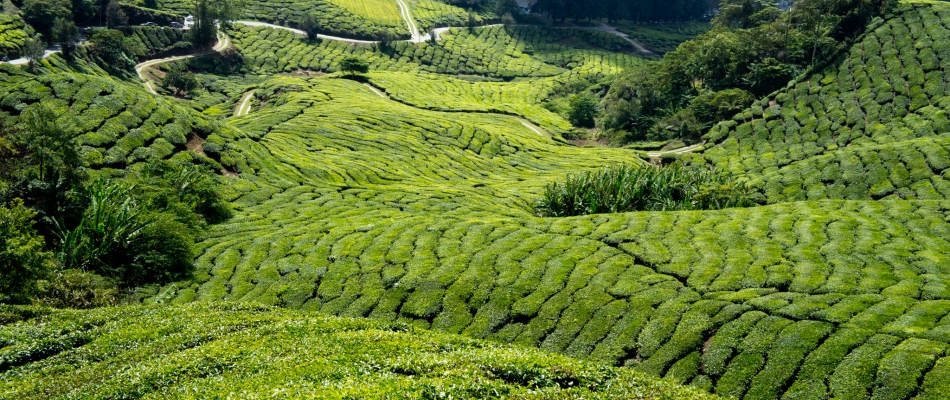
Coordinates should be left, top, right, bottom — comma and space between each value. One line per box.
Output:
0, 63, 234, 172
7, 1, 950, 399
698, 2, 950, 205
0, 303, 717, 399
326, 0, 404, 26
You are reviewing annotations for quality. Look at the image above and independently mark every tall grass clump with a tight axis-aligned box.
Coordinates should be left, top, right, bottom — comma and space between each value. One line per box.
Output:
535, 164, 755, 217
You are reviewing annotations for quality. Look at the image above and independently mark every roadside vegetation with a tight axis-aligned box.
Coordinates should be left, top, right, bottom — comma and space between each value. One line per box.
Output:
0, 302, 720, 399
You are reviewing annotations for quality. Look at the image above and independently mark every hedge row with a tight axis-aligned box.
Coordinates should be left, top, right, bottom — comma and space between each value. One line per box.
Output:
0, 303, 718, 399
0, 14, 27, 58
138, 74, 950, 399
701, 2, 950, 202
227, 25, 644, 80
0, 62, 239, 171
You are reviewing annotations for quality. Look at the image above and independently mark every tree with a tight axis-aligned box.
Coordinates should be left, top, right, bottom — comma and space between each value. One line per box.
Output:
190, 0, 218, 48
339, 56, 369, 76
568, 93, 599, 128
377, 28, 393, 53
467, 8, 477, 33
501, 12, 516, 27
0, 103, 84, 238
90, 28, 134, 69
299, 12, 321, 42
21, 0, 71, 37
52, 18, 78, 60
210, 0, 246, 28
428, 28, 437, 45
106, 0, 128, 28
0, 199, 53, 304
161, 66, 199, 96
22, 37, 45, 72
495, 0, 520, 17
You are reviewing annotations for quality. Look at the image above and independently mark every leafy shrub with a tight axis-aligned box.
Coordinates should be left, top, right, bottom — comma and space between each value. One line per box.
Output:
535, 164, 755, 217
36, 269, 119, 309
568, 93, 599, 128
0, 199, 53, 303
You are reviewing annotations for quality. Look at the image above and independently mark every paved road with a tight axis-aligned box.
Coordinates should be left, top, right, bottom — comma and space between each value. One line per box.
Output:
235, 21, 378, 44
394, 0, 422, 42
7, 45, 62, 65
135, 33, 230, 94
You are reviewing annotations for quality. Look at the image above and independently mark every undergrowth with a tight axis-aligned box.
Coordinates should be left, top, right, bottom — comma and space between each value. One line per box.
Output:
535, 164, 755, 217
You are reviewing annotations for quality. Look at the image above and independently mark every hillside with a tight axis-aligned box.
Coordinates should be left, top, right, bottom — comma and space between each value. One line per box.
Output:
113, 3, 950, 399
5, 0, 950, 399
0, 303, 718, 399
697, 1, 950, 204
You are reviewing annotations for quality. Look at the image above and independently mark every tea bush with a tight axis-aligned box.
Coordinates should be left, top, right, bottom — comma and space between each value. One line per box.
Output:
0, 14, 28, 58
0, 303, 718, 399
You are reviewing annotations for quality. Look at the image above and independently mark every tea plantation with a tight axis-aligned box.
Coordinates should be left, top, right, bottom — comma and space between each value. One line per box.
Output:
0, 303, 717, 399
5, 0, 950, 399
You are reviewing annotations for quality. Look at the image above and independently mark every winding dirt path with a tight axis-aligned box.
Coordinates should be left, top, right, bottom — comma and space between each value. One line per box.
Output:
234, 90, 256, 117
393, 0, 422, 42
586, 24, 653, 54
364, 83, 389, 98
135, 33, 231, 94
518, 118, 549, 137
646, 142, 705, 158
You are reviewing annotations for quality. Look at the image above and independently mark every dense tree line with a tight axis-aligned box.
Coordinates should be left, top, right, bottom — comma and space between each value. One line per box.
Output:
599, 0, 898, 143
534, 0, 714, 23
0, 103, 232, 306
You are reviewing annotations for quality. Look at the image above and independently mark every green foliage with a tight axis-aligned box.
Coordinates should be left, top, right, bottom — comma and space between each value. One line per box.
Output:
89, 28, 135, 70
298, 12, 321, 42
161, 65, 198, 96
0, 102, 83, 228
614, 22, 711, 54
0, 14, 29, 58
602, 0, 897, 143
35, 269, 119, 309
54, 180, 152, 274
106, 0, 128, 28
21, 37, 44, 71
535, 164, 755, 217
0, 303, 719, 399
189, 0, 218, 48
339, 56, 369, 75
51, 18, 78, 60
703, 2, 950, 203
21, 0, 70, 37
568, 92, 599, 128
0, 199, 53, 304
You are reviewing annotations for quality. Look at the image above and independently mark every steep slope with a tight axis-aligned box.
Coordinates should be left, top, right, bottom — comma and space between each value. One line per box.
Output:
0, 58, 242, 172
697, 1, 950, 204
152, 57, 950, 400
0, 303, 718, 399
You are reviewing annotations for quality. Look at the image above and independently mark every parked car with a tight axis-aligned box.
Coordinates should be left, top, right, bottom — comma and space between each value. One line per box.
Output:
170, 22, 184, 29
140, 22, 157, 27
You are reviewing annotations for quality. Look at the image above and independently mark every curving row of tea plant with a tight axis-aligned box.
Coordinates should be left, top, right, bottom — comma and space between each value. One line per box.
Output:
0, 302, 719, 399
0, 61, 240, 172
0, 14, 27, 58
698, 2, 950, 205
140, 74, 950, 399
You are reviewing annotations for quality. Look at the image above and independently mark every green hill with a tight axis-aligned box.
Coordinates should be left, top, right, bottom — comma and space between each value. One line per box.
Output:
0, 303, 718, 399
7, 1, 950, 399
697, 1, 950, 204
